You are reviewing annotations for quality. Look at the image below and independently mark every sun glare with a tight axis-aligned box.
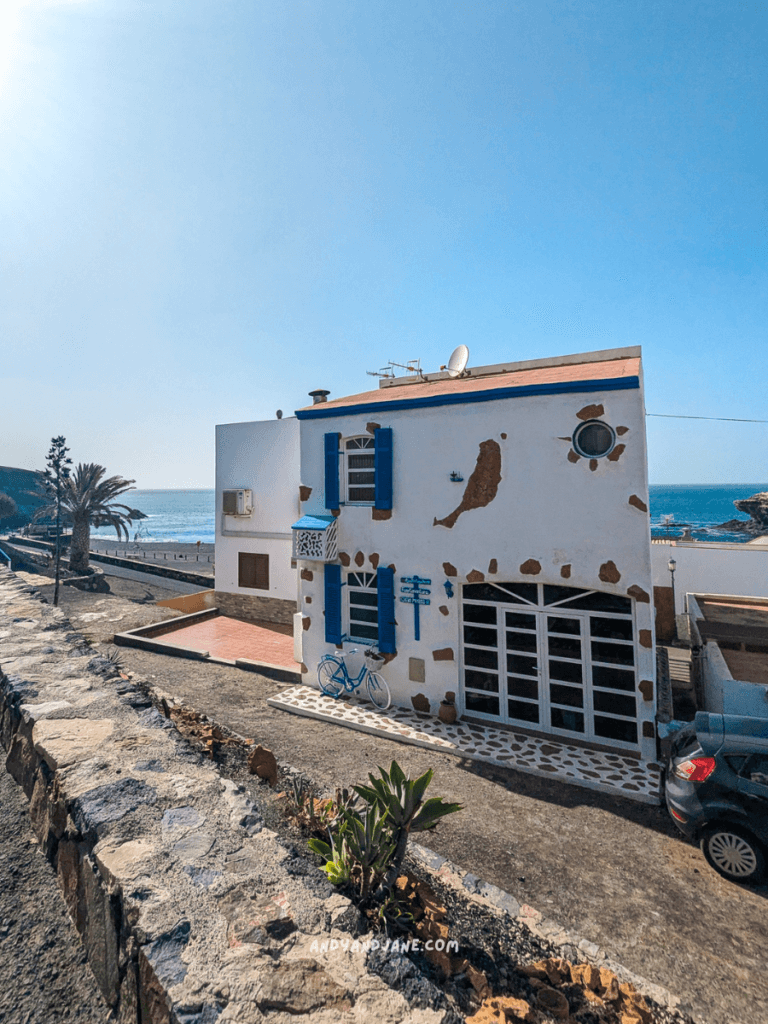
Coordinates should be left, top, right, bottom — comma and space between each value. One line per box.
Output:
0, 2, 25, 95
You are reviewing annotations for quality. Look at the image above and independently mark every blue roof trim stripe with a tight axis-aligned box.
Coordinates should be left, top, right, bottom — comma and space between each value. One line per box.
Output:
295, 376, 640, 420
291, 514, 336, 531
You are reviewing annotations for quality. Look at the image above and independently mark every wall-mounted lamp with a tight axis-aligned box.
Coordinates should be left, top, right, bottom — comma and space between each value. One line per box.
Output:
443, 580, 454, 598
449, 471, 464, 482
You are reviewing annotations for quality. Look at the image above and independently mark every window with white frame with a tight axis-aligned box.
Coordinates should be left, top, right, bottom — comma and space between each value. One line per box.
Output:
344, 436, 376, 504
346, 571, 378, 642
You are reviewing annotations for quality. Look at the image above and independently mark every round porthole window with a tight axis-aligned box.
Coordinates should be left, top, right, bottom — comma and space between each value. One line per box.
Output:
573, 420, 616, 458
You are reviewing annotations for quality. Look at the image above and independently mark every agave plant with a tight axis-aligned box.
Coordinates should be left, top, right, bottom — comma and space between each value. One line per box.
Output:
354, 761, 462, 899
318, 786, 359, 827
341, 803, 396, 899
284, 775, 319, 826
310, 801, 394, 898
308, 828, 354, 886
306, 760, 461, 905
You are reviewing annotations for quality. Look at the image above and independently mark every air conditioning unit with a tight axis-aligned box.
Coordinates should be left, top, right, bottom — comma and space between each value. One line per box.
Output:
222, 488, 253, 517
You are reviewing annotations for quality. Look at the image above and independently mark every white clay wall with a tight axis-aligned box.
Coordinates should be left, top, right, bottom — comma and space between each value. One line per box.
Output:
651, 540, 768, 614
296, 378, 657, 760
215, 417, 300, 604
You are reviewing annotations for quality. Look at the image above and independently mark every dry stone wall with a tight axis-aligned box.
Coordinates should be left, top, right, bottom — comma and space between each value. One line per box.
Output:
0, 568, 452, 1024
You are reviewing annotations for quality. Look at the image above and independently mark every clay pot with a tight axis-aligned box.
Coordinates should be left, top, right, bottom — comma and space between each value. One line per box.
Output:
438, 701, 457, 725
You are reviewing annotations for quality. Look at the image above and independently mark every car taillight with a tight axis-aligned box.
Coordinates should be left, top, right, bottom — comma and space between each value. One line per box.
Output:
673, 757, 716, 782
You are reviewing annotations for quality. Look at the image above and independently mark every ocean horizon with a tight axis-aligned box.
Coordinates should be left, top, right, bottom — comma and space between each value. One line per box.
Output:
89, 483, 768, 545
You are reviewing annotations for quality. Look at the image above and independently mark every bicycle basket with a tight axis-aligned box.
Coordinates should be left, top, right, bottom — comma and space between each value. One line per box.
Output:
364, 649, 385, 671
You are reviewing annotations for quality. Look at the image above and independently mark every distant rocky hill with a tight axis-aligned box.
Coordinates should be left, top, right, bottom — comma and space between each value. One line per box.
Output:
717, 491, 768, 537
0, 466, 45, 531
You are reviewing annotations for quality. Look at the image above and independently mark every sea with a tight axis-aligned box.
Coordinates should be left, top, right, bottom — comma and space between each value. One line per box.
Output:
647, 484, 768, 542
90, 490, 217, 545
89, 485, 768, 546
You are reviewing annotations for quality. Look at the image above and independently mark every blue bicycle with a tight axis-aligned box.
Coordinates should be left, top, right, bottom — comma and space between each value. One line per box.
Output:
317, 647, 391, 710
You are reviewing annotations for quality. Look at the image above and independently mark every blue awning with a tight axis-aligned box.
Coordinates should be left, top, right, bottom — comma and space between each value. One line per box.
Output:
291, 514, 337, 531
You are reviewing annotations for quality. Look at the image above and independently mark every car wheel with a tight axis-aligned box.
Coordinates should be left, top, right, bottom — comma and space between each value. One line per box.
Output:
700, 824, 765, 884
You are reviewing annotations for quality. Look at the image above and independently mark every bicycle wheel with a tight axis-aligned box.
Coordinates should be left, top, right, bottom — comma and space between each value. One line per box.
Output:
366, 671, 391, 710
318, 657, 345, 698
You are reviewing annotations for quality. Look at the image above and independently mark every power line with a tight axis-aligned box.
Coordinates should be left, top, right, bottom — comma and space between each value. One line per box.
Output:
647, 413, 768, 424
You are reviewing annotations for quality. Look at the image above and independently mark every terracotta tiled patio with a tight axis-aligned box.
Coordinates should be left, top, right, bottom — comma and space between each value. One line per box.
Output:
165, 615, 296, 668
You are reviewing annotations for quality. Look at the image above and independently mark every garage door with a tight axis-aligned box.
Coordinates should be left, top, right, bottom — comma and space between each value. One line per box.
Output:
461, 582, 640, 749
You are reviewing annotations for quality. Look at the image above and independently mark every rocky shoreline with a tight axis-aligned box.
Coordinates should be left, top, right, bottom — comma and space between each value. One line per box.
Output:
715, 490, 768, 536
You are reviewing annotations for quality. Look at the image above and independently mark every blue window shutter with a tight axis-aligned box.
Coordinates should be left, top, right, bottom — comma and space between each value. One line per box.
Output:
325, 563, 343, 644
374, 427, 393, 509
377, 566, 395, 653
324, 432, 340, 509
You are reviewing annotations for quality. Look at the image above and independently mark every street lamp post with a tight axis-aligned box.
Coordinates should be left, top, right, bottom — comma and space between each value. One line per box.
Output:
668, 558, 677, 641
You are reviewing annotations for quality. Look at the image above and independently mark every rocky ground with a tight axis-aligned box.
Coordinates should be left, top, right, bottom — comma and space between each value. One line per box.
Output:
184, 733, 697, 1024
0, 769, 110, 1024
23, 573, 768, 1024
17, 573, 184, 640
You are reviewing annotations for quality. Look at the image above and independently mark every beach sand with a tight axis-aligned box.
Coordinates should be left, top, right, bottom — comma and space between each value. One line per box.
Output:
88, 539, 215, 574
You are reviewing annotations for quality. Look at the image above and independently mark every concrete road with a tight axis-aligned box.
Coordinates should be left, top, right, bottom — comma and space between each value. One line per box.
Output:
95, 562, 203, 593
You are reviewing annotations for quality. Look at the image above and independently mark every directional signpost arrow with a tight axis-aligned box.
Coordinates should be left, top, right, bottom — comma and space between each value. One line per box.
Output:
399, 576, 432, 641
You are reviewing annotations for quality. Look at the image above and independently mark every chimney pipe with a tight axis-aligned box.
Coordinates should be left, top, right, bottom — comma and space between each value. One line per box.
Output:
309, 389, 330, 405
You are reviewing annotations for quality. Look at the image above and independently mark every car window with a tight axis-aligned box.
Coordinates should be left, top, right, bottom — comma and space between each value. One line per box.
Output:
742, 754, 768, 786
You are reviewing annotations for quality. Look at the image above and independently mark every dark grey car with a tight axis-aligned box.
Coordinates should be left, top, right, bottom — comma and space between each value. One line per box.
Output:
665, 711, 768, 884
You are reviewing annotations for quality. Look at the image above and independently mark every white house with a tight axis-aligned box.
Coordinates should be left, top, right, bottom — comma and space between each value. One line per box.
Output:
214, 417, 300, 625
291, 346, 658, 763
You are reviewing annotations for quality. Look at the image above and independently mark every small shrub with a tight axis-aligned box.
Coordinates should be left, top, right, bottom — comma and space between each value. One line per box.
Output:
308, 760, 462, 906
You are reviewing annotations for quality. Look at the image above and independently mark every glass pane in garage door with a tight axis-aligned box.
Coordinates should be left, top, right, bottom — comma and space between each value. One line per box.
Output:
463, 603, 501, 719
546, 615, 586, 735
505, 610, 540, 725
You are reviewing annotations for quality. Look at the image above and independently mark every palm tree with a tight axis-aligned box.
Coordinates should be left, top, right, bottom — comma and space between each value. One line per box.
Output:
37, 464, 147, 574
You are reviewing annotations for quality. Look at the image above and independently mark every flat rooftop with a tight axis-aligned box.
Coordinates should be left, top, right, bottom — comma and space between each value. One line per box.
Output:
297, 346, 641, 415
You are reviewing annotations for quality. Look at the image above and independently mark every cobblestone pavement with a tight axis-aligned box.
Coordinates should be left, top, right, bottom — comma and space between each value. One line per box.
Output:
0, 769, 110, 1024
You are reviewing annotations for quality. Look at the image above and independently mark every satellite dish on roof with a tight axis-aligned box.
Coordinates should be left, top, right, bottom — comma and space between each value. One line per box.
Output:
446, 344, 469, 378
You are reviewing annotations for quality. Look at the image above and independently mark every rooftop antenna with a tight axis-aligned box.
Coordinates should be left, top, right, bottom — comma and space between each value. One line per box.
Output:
366, 364, 396, 379
442, 344, 469, 378
367, 358, 426, 380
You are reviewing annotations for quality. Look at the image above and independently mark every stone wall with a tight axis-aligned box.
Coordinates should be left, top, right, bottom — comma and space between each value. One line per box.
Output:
0, 539, 110, 592
0, 537, 52, 573
7, 536, 212, 588
0, 568, 451, 1024
214, 590, 297, 626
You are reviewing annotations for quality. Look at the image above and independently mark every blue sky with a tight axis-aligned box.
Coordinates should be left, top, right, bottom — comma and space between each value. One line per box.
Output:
2, 0, 766, 488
